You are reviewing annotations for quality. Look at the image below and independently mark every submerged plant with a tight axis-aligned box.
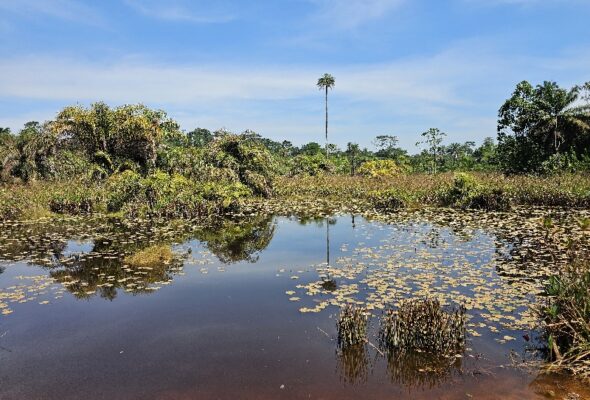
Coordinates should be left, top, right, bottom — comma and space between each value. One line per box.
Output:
380, 298, 466, 356
337, 305, 368, 347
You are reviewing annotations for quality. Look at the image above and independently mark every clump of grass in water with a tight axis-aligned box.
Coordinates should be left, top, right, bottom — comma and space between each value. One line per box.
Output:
337, 305, 368, 347
380, 298, 466, 356
124, 244, 174, 269
539, 260, 590, 382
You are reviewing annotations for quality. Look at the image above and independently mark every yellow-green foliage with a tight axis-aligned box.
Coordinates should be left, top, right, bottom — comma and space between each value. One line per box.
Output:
357, 159, 405, 177
204, 133, 276, 197
368, 189, 409, 211
49, 185, 103, 215
124, 244, 174, 269
540, 260, 590, 381
0, 184, 51, 220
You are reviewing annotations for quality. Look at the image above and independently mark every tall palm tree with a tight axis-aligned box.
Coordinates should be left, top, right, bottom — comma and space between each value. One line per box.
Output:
317, 73, 335, 158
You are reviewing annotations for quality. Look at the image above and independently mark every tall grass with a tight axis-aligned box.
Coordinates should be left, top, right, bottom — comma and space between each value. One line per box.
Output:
539, 260, 590, 381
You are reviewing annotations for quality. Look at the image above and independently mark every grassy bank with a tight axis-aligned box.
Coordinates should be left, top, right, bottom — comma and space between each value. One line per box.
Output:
3, 172, 590, 221
274, 172, 590, 210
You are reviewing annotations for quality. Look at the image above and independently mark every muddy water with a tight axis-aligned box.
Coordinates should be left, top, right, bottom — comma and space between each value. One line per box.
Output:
0, 213, 588, 399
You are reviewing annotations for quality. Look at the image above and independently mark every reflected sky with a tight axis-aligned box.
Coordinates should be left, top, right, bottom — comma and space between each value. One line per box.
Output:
0, 213, 588, 399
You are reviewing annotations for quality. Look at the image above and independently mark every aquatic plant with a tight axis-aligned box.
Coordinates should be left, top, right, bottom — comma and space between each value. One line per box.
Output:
337, 305, 368, 347
124, 244, 174, 270
379, 298, 466, 356
539, 260, 590, 381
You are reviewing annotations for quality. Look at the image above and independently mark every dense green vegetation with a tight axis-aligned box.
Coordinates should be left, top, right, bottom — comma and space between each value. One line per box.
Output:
1, 79, 589, 221
1, 81, 590, 383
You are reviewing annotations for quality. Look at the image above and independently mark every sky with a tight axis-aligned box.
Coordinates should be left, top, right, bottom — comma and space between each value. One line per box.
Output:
1, 0, 589, 151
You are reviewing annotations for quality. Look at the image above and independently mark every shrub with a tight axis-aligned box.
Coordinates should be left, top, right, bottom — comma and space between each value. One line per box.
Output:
440, 173, 510, 211
380, 298, 466, 356
368, 189, 408, 211
289, 154, 333, 176
539, 261, 590, 381
337, 305, 368, 347
204, 133, 275, 197
105, 170, 142, 212
357, 159, 404, 178
49, 186, 100, 215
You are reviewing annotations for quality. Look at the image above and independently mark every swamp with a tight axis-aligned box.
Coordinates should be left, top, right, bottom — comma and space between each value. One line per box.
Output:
0, 204, 589, 399
2, 2, 590, 398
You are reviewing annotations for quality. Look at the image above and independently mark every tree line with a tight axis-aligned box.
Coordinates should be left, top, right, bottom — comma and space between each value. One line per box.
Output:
1, 79, 589, 184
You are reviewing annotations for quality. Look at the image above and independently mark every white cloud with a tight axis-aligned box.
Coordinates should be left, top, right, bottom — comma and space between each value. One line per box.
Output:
309, 0, 405, 29
1, 42, 589, 148
0, 0, 105, 26
124, 0, 236, 23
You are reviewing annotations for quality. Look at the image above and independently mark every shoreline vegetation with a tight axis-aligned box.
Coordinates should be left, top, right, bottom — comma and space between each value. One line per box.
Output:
3, 172, 590, 222
1, 79, 590, 383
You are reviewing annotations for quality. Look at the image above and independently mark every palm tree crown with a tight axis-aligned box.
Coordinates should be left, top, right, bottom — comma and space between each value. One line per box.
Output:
317, 73, 335, 158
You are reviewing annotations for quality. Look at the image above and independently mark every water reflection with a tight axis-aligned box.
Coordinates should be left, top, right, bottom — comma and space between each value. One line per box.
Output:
336, 344, 370, 385
0, 215, 277, 300
385, 351, 462, 390
194, 215, 275, 264
49, 254, 184, 300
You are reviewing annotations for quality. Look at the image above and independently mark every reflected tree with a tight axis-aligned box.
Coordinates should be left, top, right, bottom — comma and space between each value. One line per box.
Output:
194, 214, 276, 264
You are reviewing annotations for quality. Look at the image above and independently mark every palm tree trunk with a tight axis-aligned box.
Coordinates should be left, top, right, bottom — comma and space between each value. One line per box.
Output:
325, 87, 329, 158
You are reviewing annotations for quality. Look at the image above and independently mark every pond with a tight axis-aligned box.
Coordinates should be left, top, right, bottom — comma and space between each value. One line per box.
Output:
0, 210, 589, 399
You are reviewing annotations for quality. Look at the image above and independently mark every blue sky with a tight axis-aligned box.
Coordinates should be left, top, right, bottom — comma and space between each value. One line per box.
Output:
1, 0, 589, 151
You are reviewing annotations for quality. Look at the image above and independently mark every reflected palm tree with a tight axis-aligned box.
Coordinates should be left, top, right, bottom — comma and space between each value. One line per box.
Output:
320, 216, 338, 291
326, 217, 330, 266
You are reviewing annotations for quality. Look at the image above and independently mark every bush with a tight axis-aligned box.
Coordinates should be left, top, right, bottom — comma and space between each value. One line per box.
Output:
289, 154, 333, 176
368, 189, 408, 211
105, 170, 142, 212
49, 186, 101, 215
440, 173, 511, 211
539, 261, 590, 381
357, 159, 404, 178
204, 133, 275, 197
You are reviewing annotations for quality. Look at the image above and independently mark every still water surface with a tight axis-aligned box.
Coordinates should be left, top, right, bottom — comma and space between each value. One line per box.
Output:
0, 214, 588, 399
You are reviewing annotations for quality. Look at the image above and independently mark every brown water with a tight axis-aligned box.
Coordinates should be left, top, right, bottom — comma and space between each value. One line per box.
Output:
0, 213, 588, 400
